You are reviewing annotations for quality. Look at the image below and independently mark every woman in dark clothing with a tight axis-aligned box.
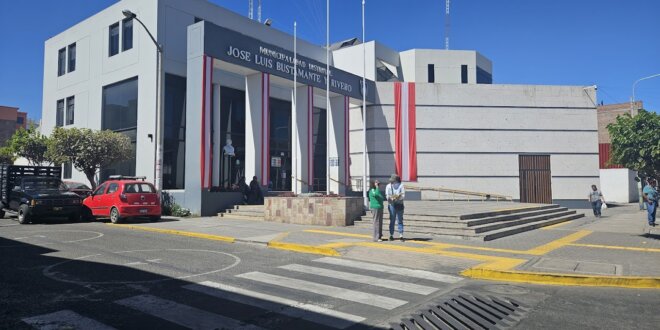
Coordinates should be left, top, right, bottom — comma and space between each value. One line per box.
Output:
248, 176, 263, 205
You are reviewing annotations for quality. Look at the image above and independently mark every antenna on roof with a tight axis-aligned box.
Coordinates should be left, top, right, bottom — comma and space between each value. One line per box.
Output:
258, 0, 262, 22
248, 0, 253, 19
445, 0, 450, 50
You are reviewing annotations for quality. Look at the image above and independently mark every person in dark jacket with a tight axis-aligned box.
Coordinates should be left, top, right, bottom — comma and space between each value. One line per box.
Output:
248, 176, 263, 205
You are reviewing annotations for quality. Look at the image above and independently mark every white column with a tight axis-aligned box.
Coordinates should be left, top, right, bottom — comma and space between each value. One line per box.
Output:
328, 95, 349, 195
292, 85, 313, 193
244, 73, 270, 187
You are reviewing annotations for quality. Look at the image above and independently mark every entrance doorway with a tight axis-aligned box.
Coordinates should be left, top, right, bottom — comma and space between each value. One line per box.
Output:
519, 154, 552, 204
269, 98, 292, 191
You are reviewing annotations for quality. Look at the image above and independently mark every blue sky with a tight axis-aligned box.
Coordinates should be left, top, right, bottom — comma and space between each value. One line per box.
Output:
1, 0, 659, 121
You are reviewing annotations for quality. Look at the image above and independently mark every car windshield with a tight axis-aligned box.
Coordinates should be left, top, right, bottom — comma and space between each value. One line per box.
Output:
124, 183, 156, 193
65, 182, 90, 190
23, 179, 68, 191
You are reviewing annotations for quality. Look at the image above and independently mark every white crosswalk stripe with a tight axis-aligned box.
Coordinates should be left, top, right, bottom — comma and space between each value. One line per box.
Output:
115, 294, 264, 330
236, 271, 408, 310
184, 281, 365, 329
313, 257, 463, 283
22, 310, 116, 330
279, 263, 438, 295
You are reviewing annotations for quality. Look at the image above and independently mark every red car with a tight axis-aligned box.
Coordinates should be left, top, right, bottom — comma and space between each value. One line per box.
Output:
82, 176, 161, 223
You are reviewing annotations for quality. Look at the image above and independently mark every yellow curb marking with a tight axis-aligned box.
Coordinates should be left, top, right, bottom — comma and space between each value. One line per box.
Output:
267, 241, 340, 256
525, 230, 592, 255
318, 242, 356, 249
304, 229, 371, 239
568, 243, 660, 253
541, 221, 571, 230
105, 224, 235, 243
461, 268, 660, 289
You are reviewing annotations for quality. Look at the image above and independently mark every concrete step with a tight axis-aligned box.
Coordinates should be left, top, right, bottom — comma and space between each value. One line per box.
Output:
218, 213, 265, 221
458, 204, 561, 220
480, 213, 584, 241
232, 205, 265, 211
470, 210, 577, 233
224, 209, 264, 217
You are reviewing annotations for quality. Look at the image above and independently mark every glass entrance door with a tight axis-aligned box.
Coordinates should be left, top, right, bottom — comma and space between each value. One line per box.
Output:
269, 98, 292, 191
312, 107, 327, 192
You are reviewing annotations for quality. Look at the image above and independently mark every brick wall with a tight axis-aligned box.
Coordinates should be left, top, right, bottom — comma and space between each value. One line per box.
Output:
597, 101, 642, 143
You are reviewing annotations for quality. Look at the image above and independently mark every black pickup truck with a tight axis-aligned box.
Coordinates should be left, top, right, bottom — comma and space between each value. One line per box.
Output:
0, 165, 82, 224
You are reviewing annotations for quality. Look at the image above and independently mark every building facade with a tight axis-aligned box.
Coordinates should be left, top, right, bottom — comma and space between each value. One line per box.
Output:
41, 0, 599, 215
0, 106, 27, 147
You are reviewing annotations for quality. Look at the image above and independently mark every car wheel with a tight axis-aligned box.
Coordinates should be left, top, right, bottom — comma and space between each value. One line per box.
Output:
0, 209, 5, 219
149, 215, 161, 222
81, 206, 93, 222
18, 204, 31, 224
110, 207, 122, 224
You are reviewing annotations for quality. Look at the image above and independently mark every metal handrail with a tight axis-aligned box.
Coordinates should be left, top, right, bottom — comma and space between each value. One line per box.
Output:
406, 185, 513, 203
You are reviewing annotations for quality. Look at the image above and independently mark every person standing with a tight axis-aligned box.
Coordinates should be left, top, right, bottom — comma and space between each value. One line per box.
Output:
386, 174, 405, 241
368, 179, 384, 242
588, 185, 604, 218
643, 178, 658, 227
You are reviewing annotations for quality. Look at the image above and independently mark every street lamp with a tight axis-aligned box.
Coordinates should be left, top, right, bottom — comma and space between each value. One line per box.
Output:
630, 73, 660, 210
122, 9, 164, 191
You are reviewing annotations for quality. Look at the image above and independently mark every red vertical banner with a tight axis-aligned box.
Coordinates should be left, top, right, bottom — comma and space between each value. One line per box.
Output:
394, 82, 417, 182
200, 55, 213, 189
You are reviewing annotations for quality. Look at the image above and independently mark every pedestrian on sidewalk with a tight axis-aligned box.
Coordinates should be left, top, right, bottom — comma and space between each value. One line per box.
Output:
386, 174, 405, 241
368, 179, 385, 242
643, 178, 658, 226
588, 185, 604, 218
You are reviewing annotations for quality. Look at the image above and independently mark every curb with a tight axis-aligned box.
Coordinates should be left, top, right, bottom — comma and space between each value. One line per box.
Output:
105, 224, 235, 243
461, 267, 660, 289
267, 241, 341, 256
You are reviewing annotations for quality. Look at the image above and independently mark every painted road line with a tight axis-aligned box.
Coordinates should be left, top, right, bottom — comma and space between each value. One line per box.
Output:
106, 224, 235, 243
22, 310, 116, 330
267, 240, 340, 256
525, 230, 592, 255
568, 243, 660, 253
314, 257, 463, 283
280, 264, 438, 295
303, 229, 371, 239
115, 294, 263, 330
236, 271, 407, 310
184, 281, 365, 329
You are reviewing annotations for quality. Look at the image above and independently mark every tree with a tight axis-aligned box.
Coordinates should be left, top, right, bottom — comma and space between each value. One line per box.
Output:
7, 125, 62, 166
607, 109, 660, 179
50, 128, 133, 189
0, 147, 16, 164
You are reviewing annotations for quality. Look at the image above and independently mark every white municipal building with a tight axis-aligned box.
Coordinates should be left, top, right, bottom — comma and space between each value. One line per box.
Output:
40, 0, 599, 215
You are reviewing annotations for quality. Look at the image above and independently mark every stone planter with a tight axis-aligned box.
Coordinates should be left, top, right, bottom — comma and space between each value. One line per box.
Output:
265, 196, 364, 226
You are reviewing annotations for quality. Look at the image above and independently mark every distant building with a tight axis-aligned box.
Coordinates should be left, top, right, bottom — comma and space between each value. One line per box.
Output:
0, 106, 27, 147
597, 101, 641, 203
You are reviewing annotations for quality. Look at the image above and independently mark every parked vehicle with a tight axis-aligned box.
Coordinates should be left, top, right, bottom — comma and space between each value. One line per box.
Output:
82, 176, 161, 223
0, 165, 82, 224
63, 181, 92, 197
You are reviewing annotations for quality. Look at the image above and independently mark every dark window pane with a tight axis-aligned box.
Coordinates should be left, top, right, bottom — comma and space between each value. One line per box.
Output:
269, 98, 291, 191
17, 117, 24, 124
461, 64, 468, 84
67, 43, 76, 72
163, 74, 187, 189
56, 99, 64, 127
66, 96, 74, 125
218, 86, 246, 189
122, 18, 133, 51
63, 162, 72, 179
312, 107, 327, 192
57, 48, 66, 76
109, 23, 119, 56
101, 77, 138, 180
476, 66, 492, 84
427, 64, 435, 83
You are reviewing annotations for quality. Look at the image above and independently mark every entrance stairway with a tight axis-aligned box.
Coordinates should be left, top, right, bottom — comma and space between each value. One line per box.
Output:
218, 205, 265, 221
353, 202, 584, 241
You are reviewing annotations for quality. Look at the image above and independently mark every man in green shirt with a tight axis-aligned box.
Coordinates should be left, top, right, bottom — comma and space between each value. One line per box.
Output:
368, 179, 384, 242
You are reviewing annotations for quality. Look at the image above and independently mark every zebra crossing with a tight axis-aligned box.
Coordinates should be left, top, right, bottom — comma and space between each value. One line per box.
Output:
22, 257, 463, 329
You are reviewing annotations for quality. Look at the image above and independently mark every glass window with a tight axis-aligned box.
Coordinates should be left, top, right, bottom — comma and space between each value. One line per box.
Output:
56, 99, 64, 127
312, 107, 327, 192
106, 183, 119, 194
461, 64, 468, 84
57, 48, 66, 76
428, 64, 435, 83
101, 77, 138, 181
476, 66, 492, 84
218, 86, 246, 189
66, 96, 74, 125
17, 117, 24, 124
92, 183, 107, 196
67, 43, 76, 72
63, 162, 72, 179
269, 98, 292, 191
124, 183, 156, 193
122, 18, 133, 51
163, 74, 187, 189
109, 22, 119, 56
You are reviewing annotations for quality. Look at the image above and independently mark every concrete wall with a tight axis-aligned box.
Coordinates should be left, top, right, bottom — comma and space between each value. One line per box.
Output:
349, 82, 599, 204
399, 49, 492, 84
600, 168, 639, 203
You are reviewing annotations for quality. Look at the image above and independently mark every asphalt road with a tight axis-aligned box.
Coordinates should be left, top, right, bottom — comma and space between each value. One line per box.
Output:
1, 217, 658, 329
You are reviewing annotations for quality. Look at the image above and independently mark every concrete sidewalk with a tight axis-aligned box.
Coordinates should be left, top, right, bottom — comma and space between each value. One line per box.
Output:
105, 203, 660, 289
